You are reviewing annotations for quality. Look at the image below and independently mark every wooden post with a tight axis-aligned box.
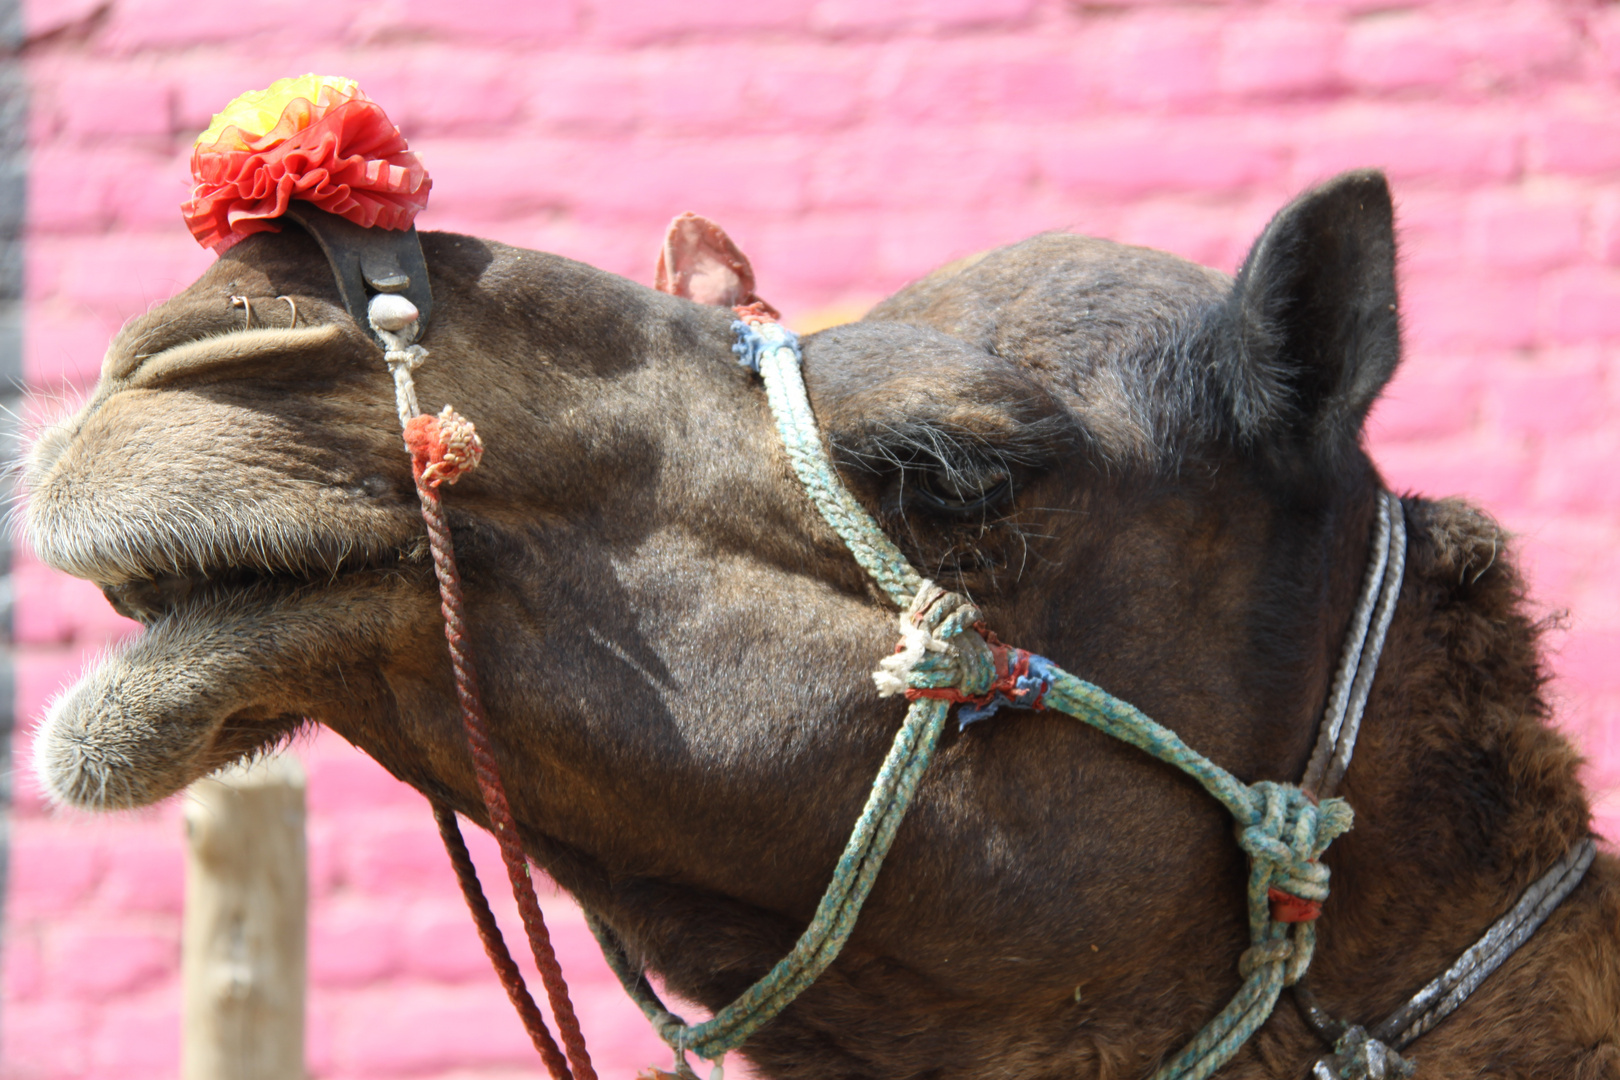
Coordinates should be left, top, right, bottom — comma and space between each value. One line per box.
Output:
182, 754, 307, 1080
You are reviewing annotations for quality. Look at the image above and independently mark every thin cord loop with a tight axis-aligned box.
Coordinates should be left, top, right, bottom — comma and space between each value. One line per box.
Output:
379, 313, 595, 1080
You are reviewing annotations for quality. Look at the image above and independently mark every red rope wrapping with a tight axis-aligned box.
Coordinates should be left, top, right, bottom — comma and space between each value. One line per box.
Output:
431, 802, 572, 1077
412, 454, 597, 1080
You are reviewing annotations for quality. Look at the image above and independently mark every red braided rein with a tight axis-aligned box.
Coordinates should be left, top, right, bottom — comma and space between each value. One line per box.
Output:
406, 412, 597, 1080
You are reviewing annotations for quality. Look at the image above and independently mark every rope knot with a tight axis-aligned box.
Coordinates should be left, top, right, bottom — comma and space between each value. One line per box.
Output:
405, 405, 485, 488
872, 581, 1055, 726
1238, 782, 1354, 924
1238, 938, 1293, 978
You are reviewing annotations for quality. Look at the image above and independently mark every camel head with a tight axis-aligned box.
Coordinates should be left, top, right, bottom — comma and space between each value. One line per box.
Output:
37, 167, 1544, 1071
31, 158, 1620, 1080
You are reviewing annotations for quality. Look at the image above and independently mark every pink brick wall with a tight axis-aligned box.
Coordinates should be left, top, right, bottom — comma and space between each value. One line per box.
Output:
9, 1, 1620, 1077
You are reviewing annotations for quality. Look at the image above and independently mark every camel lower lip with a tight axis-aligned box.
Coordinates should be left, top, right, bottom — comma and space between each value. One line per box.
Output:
33, 571, 426, 810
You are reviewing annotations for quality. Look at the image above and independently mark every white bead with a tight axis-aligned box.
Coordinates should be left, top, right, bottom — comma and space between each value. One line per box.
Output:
368, 292, 420, 333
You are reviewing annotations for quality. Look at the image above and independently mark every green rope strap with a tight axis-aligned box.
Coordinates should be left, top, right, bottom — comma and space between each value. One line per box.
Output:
594, 319, 1358, 1080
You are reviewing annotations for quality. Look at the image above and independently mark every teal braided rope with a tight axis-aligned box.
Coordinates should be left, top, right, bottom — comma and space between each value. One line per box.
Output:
598, 318, 1355, 1078
671, 696, 949, 1058
1023, 671, 1352, 1080
747, 320, 923, 607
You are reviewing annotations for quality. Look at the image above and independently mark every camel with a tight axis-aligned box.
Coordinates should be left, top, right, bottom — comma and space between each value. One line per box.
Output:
25, 170, 1620, 1078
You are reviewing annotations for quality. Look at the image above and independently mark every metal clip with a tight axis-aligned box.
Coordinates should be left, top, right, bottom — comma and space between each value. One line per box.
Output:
1311, 1026, 1416, 1080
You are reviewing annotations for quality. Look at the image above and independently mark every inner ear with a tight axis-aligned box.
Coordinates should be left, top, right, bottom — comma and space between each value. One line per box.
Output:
1224, 170, 1401, 457
654, 212, 766, 309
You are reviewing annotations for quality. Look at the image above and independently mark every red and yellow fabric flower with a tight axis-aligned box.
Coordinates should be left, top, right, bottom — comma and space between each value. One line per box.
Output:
182, 74, 431, 252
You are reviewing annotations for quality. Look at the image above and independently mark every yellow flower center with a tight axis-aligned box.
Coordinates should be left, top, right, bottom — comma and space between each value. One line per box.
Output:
195, 74, 362, 151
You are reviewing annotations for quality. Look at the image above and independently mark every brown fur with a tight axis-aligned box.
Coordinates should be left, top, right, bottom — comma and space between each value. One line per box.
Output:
25, 172, 1620, 1078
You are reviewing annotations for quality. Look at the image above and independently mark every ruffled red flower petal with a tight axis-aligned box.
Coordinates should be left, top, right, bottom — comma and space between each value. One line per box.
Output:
182, 90, 431, 253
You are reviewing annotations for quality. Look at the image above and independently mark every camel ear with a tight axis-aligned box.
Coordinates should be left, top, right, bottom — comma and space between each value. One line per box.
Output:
655, 213, 760, 307
1225, 170, 1401, 458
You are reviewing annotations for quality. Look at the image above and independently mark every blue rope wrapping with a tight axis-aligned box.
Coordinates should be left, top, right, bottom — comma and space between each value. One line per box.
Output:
598, 319, 1354, 1079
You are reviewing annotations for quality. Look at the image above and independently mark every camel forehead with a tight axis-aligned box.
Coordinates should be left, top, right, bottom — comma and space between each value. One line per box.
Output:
866, 234, 1239, 465
871, 233, 1232, 357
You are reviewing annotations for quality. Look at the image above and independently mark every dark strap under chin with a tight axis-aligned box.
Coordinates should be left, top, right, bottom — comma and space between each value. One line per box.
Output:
282, 203, 434, 347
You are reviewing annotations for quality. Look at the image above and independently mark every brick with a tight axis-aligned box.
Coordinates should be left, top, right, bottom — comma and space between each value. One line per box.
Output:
398, 903, 493, 982
1102, 14, 1222, 107
1218, 14, 1344, 97
90, 994, 181, 1079
15, 644, 93, 753
51, 927, 176, 995
342, 816, 462, 897
25, 146, 187, 238
1364, 356, 1483, 444
23, 0, 105, 39
1448, 4, 1579, 83
339, 984, 540, 1075
1372, 435, 1535, 511
754, 213, 881, 294
339, 55, 530, 138
305, 741, 426, 814
1555, 628, 1620, 695
1544, 269, 1620, 343
1529, 113, 1620, 176
524, 54, 645, 133
55, 76, 174, 141
1393, 190, 1468, 273
1593, 8, 1620, 82
582, 137, 811, 217
15, 563, 139, 646
590, 0, 813, 45
1400, 271, 1539, 351
1040, 122, 1285, 196
1293, 107, 1521, 186
1466, 189, 1585, 270
976, 51, 1096, 120
101, 0, 356, 50
812, 0, 1035, 33
1341, 12, 1461, 91
1591, 192, 1620, 265
810, 127, 1033, 210
358, 0, 578, 42
310, 901, 404, 986
638, 49, 755, 133
1529, 428, 1620, 513
1481, 351, 1606, 439
29, 234, 214, 317
745, 50, 869, 130
1, 999, 93, 1078
22, 314, 106, 387
5, 932, 44, 1000
97, 832, 186, 916
25, 146, 116, 234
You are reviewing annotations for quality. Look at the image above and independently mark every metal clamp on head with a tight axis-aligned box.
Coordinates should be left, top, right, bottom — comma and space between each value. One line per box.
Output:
283, 203, 434, 348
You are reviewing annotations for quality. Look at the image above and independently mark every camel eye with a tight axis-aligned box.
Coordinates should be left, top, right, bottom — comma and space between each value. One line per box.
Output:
911, 465, 1012, 515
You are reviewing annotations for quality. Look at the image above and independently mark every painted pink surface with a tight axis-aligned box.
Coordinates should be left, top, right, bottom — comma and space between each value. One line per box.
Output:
9, 1, 1620, 1077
